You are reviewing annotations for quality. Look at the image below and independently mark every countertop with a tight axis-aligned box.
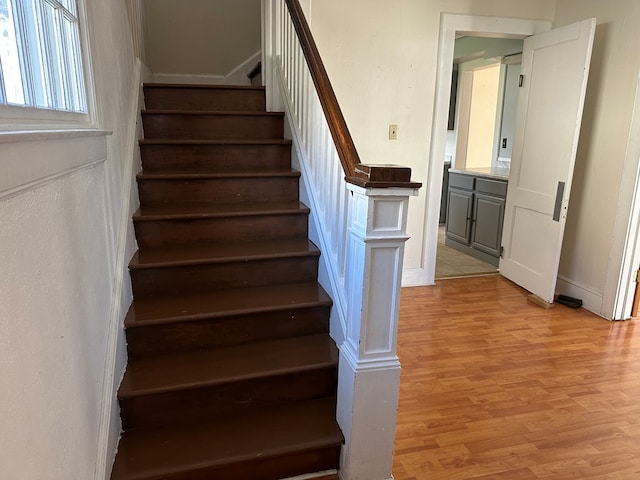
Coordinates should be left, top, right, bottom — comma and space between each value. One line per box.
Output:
448, 166, 510, 180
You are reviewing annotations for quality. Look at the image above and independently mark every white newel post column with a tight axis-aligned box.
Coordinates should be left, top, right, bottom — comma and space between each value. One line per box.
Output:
337, 175, 420, 480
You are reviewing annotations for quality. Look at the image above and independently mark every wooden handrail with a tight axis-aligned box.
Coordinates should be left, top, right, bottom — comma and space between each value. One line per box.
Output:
284, 0, 360, 178
282, 0, 421, 189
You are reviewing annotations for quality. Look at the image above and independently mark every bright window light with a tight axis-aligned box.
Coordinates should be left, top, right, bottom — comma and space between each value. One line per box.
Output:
0, 0, 86, 113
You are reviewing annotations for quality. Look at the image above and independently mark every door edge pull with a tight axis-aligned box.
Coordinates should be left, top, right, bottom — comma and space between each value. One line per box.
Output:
553, 181, 565, 222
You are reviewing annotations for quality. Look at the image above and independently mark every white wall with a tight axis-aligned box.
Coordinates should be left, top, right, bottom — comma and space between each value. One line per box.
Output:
0, 0, 144, 478
0, 164, 109, 480
144, 0, 261, 80
554, 0, 640, 316
498, 63, 521, 162
308, 0, 556, 274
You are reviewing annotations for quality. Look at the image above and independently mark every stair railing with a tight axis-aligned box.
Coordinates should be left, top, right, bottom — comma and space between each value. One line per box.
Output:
262, 1, 421, 478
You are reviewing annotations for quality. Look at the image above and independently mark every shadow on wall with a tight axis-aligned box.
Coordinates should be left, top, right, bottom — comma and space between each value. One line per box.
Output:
143, 0, 262, 83
558, 22, 610, 276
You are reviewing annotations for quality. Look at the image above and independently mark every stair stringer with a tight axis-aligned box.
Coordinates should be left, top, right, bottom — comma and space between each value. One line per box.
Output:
95, 58, 149, 480
275, 66, 347, 347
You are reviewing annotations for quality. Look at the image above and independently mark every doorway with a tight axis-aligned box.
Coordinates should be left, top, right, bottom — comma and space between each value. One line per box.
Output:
435, 35, 524, 279
427, 14, 600, 311
420, 14, 551, 286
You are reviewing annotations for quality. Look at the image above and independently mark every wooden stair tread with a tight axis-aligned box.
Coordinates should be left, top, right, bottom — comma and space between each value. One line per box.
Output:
137, 169, 300, 180
110, 398, 342, 480
144, 83, 265, 91
133, 201, 309, 220
125, 282, 332, 326
141, 109, 284, 116
119, 334, 337, 398
130, 239, 319, 269
139, 139, 292, 145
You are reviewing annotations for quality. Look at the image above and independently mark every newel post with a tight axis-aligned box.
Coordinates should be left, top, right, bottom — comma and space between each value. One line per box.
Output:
338, 165, 421, 480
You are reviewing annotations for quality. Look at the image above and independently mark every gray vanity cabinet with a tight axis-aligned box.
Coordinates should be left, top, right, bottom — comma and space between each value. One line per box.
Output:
446, 181, 474, 244
445, 172, 508, 266
471, 192, 505, 257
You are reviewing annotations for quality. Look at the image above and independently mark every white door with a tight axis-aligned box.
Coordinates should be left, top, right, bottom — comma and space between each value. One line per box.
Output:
500, 18, 596, 303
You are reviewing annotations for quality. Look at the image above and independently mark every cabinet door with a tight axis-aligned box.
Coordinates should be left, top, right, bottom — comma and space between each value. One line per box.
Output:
446, 188, 473, 245
471, 193, 505, 257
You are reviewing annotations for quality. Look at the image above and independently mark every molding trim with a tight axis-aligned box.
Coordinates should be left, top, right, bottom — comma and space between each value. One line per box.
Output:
339, 341, 401, 373
153, 51, 262, 86
401, 267, 431, 287
0, 132, 109, 200
602, 73, 640, 320
94, 59, 143, 480
153, 72, 227, 85
556, 274, 605, 319
0, 128, 110, 144
225, 50, 262, 84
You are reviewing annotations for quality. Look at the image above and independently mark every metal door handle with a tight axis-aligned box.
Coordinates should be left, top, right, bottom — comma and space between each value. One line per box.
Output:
553, 181, 565, 222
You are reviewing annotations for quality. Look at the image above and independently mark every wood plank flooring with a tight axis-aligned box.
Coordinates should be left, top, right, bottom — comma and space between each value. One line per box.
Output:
393, 276, 640, 480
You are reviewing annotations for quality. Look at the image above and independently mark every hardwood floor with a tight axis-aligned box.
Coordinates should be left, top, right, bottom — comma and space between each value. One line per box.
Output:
393, 276, 640, 480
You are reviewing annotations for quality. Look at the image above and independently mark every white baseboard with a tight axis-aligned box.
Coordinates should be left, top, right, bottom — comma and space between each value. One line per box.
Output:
556, 275, 606, 319
153, 72, 229, 85
225, 50, 262, 84
401, 267, 432, 287
154, 51, 262, 86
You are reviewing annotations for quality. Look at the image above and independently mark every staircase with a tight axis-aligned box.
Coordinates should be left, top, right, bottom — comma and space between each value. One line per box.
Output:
110, 84, 343, 480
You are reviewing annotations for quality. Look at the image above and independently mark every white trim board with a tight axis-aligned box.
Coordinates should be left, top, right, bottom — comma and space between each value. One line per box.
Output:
0, 131, 109, 200
154, 51, 262, 86
601, 72, 640, 320
402, 267, 433, 287
556, 275, 605, 319
412, 14, 550, 287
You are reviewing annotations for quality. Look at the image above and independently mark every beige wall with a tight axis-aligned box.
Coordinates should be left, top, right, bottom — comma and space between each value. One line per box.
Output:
554, 0, 640, 313
309, 0, 556, 271
144, 0, 261, 76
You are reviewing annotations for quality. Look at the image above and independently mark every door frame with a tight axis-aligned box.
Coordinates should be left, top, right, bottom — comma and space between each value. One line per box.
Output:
602, 73, 640, 319
413, 14, 551, 287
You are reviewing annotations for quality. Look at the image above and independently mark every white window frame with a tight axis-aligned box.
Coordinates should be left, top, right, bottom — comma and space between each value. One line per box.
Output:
0, 0, 95, 131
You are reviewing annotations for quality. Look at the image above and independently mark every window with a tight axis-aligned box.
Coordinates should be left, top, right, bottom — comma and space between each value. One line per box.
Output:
0, 0, 86, 113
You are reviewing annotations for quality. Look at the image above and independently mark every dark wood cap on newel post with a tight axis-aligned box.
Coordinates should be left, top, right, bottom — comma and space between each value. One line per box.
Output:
346, 164, 422, 189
